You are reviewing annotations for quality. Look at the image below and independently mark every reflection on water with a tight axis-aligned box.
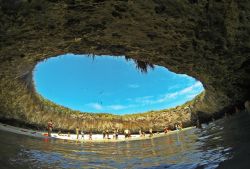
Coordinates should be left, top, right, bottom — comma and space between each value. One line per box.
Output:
1, 112, 250, 169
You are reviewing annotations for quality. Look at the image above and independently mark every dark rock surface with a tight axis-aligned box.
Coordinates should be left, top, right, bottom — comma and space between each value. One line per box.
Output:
0, 0, 249, 131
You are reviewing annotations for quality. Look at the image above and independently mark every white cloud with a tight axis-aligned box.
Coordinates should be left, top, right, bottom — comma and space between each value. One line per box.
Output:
193, 81, 203, 87
134, 96, 154, 104
88, 103, 135, 111
128, 84, 140, 88
167, 84, 181, 90
176, 74, 190, 78
186, 94, 198, 99
87, 82, 203, 111
89, 103, 103, 110
107, 105, 127, 110
167, 92, 178, 98
134, 95, 169, 105
179, 86, 193, 94
179, 82, 202, 94
132, 82, 203, 105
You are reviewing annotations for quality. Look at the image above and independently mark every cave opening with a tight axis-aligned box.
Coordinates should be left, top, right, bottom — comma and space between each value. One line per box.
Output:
33, 54, 204, 115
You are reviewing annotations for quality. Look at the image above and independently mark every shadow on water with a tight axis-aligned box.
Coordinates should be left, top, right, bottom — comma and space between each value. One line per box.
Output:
0, 111, 250, 169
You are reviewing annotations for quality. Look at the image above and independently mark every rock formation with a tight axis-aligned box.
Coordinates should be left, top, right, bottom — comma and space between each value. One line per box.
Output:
0, 0, 249, 131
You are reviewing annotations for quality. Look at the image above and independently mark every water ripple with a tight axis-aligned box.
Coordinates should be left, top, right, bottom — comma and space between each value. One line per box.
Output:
2, 112, 250, 168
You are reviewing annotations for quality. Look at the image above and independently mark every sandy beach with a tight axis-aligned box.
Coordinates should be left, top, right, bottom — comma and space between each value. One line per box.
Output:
0, 123, 194, 142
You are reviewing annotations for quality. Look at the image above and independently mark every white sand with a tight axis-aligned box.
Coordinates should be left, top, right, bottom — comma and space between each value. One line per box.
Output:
0, 123, 194, 142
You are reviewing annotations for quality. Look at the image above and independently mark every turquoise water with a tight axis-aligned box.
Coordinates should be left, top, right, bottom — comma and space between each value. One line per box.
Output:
1, 112, 250, 169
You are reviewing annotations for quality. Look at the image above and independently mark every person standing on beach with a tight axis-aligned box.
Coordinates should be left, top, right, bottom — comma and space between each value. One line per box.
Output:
103, 130, 106, 139
115, 129, 119, 139
113, 129, 116, 139
47, 120, 53, 137
164, 126, 169, 134
124, 129, 130, 138
81, 130, 84, 139
179, 122, 183, 130
149, 128, 153, 137
76, 126, 79, 139
139, 129, 142, 137
89, 131, 92, 140
142, 131, 146, 137
106, 129, 110, 139
113, 129, 119, 139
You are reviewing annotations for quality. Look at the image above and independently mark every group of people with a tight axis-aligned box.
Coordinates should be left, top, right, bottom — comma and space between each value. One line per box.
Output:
47, 120, 93, 139
102, 129, 119, 139
75, 126, 92, 140
47, 120, 180, 140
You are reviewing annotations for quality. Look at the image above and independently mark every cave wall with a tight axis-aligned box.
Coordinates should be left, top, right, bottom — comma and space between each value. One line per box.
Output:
0, 0, 249, 130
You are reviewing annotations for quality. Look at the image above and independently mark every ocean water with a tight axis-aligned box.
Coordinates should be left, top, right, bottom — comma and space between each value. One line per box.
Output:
1, 111, 250, 169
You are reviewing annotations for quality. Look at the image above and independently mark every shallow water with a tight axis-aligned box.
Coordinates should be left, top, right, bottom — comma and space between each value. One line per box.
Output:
1, 112, 250, 169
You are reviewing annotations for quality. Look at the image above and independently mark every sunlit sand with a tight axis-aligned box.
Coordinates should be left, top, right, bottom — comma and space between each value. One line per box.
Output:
0, 123, 194, 142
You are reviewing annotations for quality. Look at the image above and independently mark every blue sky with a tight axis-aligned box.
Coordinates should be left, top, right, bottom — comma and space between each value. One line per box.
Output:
34, 54, 204, 115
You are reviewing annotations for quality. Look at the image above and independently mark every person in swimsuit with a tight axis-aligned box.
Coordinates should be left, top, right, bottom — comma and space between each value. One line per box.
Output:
81, 130, 84, 139
139, 129, 142, 137
149, 128, 153, 137
113, 129, 119, 139
113, 129, 116, 139
47, 120, 53, 137
76, 126, 79, 139
164, 126, 169, 134
89, 131, 92, 140
124, 129, 130, 138
106, 129, 110, 139
115, 129, 119, 139
103, 130, 106, 139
